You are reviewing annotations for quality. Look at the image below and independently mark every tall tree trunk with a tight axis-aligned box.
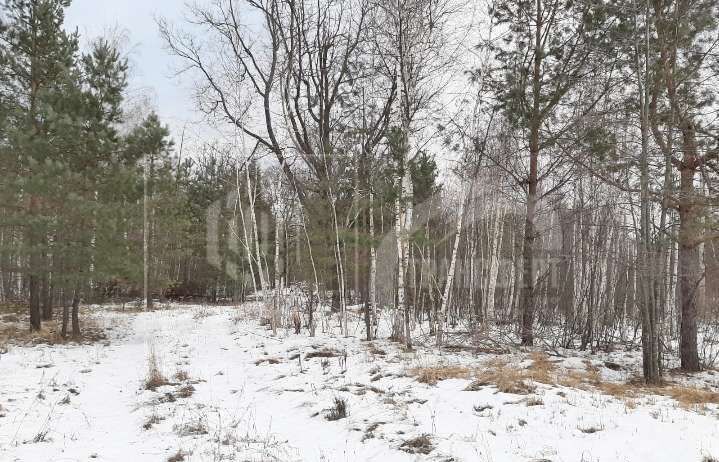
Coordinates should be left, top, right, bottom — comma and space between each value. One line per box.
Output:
677, 122, 701, 371
273, 209, 282, 335
520, 0, 543, 346
520, 128, 539, 346
61, 290, 69, 338
143, 154, 153, 310
71, 288, 80, 338
367, 188, 377, 341
636, 15, 662, 382
41, 273, 52, 321
437, 189, 466, 346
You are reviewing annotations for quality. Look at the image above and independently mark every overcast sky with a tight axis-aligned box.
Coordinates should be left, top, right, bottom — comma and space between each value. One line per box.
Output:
65, 0, 203, 145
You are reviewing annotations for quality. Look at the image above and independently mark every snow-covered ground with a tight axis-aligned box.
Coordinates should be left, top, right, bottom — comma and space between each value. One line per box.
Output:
1, 304, 718, 461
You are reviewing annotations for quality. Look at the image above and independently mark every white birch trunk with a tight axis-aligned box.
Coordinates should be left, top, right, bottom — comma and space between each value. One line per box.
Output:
369, 188, 377, 332
437, 190, 466, 346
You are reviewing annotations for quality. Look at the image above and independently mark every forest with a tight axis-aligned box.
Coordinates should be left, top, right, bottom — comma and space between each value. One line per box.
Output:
1, 0, 719, 460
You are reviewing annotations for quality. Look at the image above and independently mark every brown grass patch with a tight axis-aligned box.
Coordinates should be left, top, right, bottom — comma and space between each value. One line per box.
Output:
662, 386, 719, 408
408, 365, 472, 385
0, 318, 108, 345
254, 357, 281, 365
465, 358, 536, 395
527, 352, 557, 384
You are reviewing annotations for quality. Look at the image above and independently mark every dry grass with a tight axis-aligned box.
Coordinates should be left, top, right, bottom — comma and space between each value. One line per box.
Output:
176, 385, 195, 398
465, 358, 537, 395
325, 397, 348, 421
367, 343, 387, 356
662, 386, 719, 408
167, 450, 187, 462
143, 413, 164, 430
173, 370, 190, 382
254, 357, 281, 365
408, 365, 472, 385
305, 348, 340, 359
0, 303, 113, 345
400, 435, 433, 454
144, 348, 170, 391
174, 419, 208, 436
527, 352, 557, 384
525, 396, 544, 406
409, 352, 719, 409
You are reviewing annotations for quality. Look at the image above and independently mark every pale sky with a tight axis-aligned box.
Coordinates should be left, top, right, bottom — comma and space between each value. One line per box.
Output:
65, 0, 203, 145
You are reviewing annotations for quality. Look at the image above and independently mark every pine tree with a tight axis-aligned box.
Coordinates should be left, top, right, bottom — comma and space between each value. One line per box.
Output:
0, 0, 79, 331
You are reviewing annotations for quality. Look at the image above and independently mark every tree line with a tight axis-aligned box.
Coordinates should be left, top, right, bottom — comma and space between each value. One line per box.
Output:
2, 0, 718, 385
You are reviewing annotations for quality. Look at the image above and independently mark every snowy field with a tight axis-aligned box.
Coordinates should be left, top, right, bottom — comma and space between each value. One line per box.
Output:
1, 303, 718, 462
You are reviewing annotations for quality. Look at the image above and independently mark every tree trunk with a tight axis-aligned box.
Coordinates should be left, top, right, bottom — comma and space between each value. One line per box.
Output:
143, 154, 153, 310
41, 276, 52, 321
677, 124, 701, 371
520, 0, 543, 346
520, 129, 539, 346
367, 188, 377, 341
437, 189, 466, 346
636, 22, 662, 383
29, 271, 41, 332
71, 288, 80, 338
61, 290, 69, 338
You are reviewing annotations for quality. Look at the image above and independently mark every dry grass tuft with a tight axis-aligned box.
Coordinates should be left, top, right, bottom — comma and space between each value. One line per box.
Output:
400, 435, 433, 454
306, 348, 340, 359
173, 370, 190, 382
143, 413, 164, 430
167, 450, 187, 462
367, 343, 387, 356
465, 359, 537, 395
325, 397, 348, 421
144, 348, 169, 391
176, 385, 195, 398
528, 352, 557, 384
254, 357, 281, 365
663, 386, 719, 408
578, 425, 603, 434
408, 365, 472, 385
525, 396, 544, 406
174, 419, 208, 436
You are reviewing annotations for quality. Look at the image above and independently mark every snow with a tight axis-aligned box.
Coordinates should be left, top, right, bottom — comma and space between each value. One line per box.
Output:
1, 304, 718, 461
